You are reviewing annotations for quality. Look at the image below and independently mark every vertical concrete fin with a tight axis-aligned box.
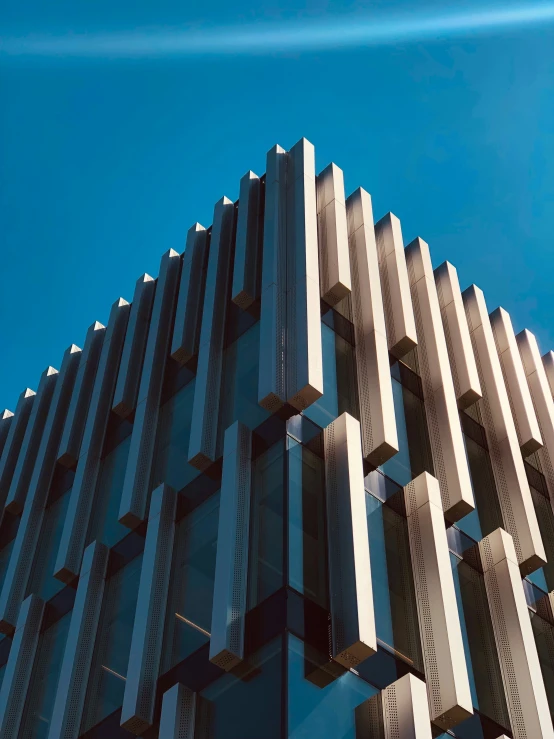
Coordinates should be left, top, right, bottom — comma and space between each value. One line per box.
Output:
463, 285, 546, 575
324, 413, 376, 667
209, 422, 252, 671
405, 238, 475, 522
346, 188, 398, 465
121, 484, 177, 734
316, 162, 351, 306
356, 673, 433, 738
118, 249, 181, 528
112, 273, 156, 418
159, 684, 196, 739
374, 212, 417, 358
0, 410, 14, 459
404, 472, 473, 730
434, 261, 482, 409
188, 198, 236, 471
232, 171, 262, 310
542, 351, 554, 399
171, 224, 210, 365
0, 388, 36, 507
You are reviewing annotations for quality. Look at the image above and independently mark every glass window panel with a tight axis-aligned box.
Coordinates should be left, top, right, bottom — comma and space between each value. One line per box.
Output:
304, 323, 358, 429
218, 322, 270, 452
531, 609, 554, 721
162, 492, 220, 672
152, 379, 199, 492
20, 612, 70, 739
88, 435, 131, 548
0, 539, 14, 594
81, 554, 142, 732
528, 486, 554, 591
450, 554, 509, 729
27, 489, 71, 601
287, 439, 328, 608
195, 638, 282, 739
248, 441, 285, 608
287, 634, 377, 739
365, 493, 421, 667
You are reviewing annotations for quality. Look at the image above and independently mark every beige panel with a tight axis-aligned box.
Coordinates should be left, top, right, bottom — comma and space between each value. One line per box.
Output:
543, 351, 554, 398
356, 673, 432, 738
374, 212, 417, 358
479, 528, 554, 739
404, 472, 473, 730
346, 188, 398, 466
406, 239, 475, 522
517, 329, 554, 501
463, 285, 546, 575
434, 261, 482, 409
316, 162, 351, 306
490, 308, 543, 456
324, 412, 376, 668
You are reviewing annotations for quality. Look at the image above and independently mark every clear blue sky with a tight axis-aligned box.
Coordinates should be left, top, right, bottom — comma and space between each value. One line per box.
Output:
1, 0, 554, 411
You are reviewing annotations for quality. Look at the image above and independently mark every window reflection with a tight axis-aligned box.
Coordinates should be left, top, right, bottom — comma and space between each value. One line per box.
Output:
528, 485, 554, 591
531, 609, 554, 721
81, 554, 142, 732
27, 489, 71, 600
88, 436, 131, 548
20, 612, 70, 739
456, 434, 502, 543
162, 492, 220, 672
0, 539, 14, 595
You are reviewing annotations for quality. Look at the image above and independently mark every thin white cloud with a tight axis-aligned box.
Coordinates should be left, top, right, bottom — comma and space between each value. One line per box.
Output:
2, 3, 554, 58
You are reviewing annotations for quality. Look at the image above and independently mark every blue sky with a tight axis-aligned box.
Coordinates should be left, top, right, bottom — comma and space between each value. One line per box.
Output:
1, 0, 554, 411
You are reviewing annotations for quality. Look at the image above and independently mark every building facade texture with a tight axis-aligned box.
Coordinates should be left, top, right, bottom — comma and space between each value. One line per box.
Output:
0, 138, 554, 738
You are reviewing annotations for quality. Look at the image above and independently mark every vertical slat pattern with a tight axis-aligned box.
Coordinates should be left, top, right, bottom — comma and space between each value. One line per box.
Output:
112, 274, 156, 418
434, 261, 482, 409
404, 472, 473, 730
356, 673, 432, 739
0, 345, 81, 634
0, 410, 14, 458
346, 188, 398, 466
171, 224, 210, 365
210, 422, 252, 671
490, 307, 543, 456
316, 162, 351, 306
463, 285, 546, 575
57, 321, 105, 467
374, 212, 417, 359
0, 388, 36, 507
188, 198, 236, 470
118, 249, 181, 528
543, 350, 554, 398
121, 484, 176, 734
405, 238, 475, 521
159, 684, 196, 739
232, 172, 262, 310
324, 412, 376, 668
54, 298, 130, 583
479, 528, 554, 739
47, 541, 109, 739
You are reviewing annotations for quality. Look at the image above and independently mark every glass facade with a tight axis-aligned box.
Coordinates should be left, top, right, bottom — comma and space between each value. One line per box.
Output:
27, 489, 71, 600
88, 435, 132, 548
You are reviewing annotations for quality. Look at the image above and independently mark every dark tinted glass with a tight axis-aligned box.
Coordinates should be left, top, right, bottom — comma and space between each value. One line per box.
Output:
531, 608, 554, 720
27, 488, 71, 600
528, 485, 554, 591
456, 435, 503, 542
88, 435, 131, 548
0, 539, 14, 594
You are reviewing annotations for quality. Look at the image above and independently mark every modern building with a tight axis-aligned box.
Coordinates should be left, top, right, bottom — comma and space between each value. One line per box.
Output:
0, 138, 554, 739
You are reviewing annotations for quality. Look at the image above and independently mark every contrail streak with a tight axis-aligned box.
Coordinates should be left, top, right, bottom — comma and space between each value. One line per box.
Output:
2, 3, 554, 58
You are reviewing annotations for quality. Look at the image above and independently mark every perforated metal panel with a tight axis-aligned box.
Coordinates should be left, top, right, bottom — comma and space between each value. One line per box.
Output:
0, 387, 36, 507
159, 683, 196, 739
232, 171, 262, 310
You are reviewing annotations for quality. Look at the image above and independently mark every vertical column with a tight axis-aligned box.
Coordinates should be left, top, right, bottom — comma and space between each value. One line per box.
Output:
112, 274, 156, 418
118, 249, 181, 527
57, 321, 105, 467
356, 673, 432, 739
374, 212, 417, 359
405, 238, 475, 521
159, 684, 196, 739
4, 365, 58, 514
188, 198, 236, 470
258, 145, 287, 412
47, 541, 109, 739
171, 224, 210, 365
517, 329, 554, 500
543, 351, 554, 398
463, 285, 546, 575
0, 344, 81, 633
0, 410, 14, 458
0, 388, 36, 506
479, 528, 554, 739
54, 298, 130, 583
490, 307, 543, 456
121, 484, 177, 734
404, 472, 473, 730
0, 594, 44, 738
434, 261, 482, 409
346, 188, 398, 466
316, 162, 351, 306
324, 412, 376, 668
286, 137, 323, 411
232, 171, 262, 310
210, 422, 252, 671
